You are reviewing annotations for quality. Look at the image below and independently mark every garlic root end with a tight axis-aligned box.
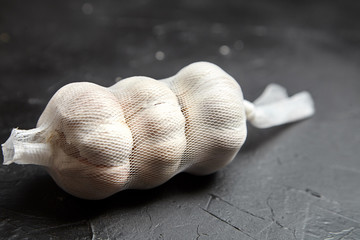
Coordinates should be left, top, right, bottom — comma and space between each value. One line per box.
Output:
2, 129, 16, 165
1, 128, 52, 166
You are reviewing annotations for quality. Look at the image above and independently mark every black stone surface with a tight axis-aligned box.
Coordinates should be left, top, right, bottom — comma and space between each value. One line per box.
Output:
1, 0, 360, 239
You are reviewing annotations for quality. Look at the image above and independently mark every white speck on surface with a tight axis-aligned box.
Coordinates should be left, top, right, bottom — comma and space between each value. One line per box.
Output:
234, 40, 244, 50
82, 3, 94, 15
155, 51, 165, 61
219, 45, 231, 56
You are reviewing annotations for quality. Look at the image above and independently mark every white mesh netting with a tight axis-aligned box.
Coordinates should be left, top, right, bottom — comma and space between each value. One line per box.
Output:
1, 62, 314, 199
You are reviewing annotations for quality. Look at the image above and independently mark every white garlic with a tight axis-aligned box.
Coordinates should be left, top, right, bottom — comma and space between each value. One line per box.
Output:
1, 62, 315, 199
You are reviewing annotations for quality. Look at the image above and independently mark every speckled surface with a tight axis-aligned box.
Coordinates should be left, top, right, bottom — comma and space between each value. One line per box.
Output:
1, 0, 360, 239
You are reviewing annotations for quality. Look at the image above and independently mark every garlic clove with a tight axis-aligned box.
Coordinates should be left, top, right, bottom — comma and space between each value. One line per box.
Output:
162, 62, 247, 175
3, 82, 133, 199
111, 76, 186, 188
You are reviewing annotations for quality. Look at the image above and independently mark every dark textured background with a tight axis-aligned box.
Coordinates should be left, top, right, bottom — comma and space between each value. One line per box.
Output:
1, 0, 360, 239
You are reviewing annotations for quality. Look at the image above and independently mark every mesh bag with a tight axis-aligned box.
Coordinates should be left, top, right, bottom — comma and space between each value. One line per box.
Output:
1, 62, 314, 199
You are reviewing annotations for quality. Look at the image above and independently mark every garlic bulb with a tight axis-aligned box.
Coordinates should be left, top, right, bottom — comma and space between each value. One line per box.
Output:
1, 62, 315, 200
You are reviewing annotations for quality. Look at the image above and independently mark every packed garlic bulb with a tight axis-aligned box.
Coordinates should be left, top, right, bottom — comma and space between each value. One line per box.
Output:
1, 62, 315, 200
